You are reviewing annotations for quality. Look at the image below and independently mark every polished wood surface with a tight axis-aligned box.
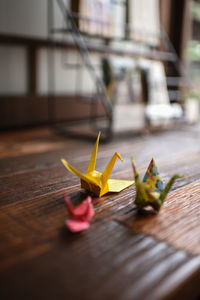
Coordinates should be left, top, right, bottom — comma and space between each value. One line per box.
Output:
0, 126, 200, 299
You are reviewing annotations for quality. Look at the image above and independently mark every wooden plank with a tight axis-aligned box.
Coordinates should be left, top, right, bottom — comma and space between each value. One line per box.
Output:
0, 221, 199, 300
0, 125, 199, 170
1, 130, 200, 206
0, 126, 200, 299
117, 179, 200, 255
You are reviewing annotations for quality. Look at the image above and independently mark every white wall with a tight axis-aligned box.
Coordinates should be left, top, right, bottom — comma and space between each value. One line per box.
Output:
0, 0, 95, 95
0, 0, 45, 94
37, 48, 97, 95
0, 0, 47, 38
0, 46, 27, 94
0, 0, 122, 95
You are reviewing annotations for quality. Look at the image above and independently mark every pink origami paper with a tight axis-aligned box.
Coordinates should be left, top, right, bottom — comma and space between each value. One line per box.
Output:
64, 194, 95, 232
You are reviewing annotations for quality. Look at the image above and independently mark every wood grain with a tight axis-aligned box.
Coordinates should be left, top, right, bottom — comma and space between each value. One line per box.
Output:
0, 126, 200, 300
118, 180, 200, 255
0, 221, 200, 300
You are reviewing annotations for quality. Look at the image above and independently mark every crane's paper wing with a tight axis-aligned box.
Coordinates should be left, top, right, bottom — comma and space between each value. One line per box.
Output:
108, 179, 134, 193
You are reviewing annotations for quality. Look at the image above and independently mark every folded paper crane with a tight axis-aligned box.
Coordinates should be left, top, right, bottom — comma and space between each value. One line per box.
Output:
132, 157, 181, 211
61, 132, 134, 197
64, 194, 94, 232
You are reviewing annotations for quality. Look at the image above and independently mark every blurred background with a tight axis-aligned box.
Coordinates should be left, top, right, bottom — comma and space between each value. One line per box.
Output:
0, 0, 199, 138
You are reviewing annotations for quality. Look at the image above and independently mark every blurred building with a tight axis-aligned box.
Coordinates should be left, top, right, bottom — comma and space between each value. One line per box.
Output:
0, 0, 193, 132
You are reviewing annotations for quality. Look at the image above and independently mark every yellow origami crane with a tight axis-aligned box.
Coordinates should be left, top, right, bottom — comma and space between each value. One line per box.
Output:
61, 132, 134, 197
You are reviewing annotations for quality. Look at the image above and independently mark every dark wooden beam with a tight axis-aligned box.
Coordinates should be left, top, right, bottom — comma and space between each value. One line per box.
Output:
0, 95, 106, 129
160, 0, 172, 37
168, 0, 192, 71
27, 46, 37, 95
169, 0, 183, 59
0, 33, 177, 62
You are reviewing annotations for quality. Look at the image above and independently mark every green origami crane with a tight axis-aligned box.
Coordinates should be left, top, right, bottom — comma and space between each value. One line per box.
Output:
131, 157, 181, 212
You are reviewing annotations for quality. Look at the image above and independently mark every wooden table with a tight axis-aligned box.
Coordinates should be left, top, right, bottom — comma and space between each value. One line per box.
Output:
0, 126, 200, 299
